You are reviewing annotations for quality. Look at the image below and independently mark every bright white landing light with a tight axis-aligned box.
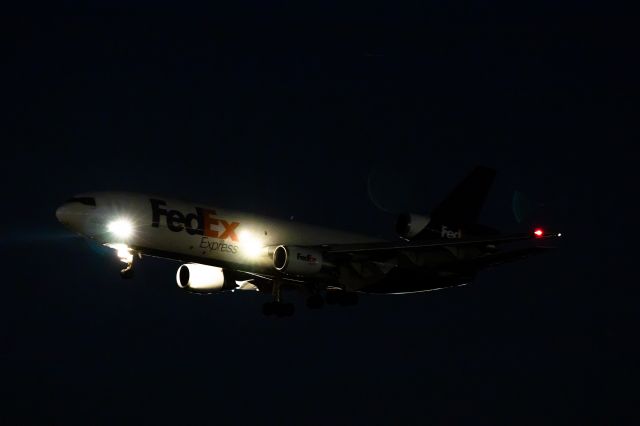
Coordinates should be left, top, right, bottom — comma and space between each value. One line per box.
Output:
238, 230, 263, 259
107, 218, 133, 239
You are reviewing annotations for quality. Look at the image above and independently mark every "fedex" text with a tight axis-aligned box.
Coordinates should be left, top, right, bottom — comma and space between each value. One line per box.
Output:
441, 225, 462, 239
151, 199, 240, 242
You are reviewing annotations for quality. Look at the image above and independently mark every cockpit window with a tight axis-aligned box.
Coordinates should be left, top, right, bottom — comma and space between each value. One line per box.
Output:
65, 197, 96, 206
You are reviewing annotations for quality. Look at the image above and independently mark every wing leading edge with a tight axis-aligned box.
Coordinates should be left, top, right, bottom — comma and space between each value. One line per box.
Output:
324, 232, 562, 255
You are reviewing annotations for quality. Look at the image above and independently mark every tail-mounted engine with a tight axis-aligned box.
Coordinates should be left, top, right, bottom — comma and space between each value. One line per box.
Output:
273, 245, 324, 276
396, 213, 431, 239
176, 263, 235, 293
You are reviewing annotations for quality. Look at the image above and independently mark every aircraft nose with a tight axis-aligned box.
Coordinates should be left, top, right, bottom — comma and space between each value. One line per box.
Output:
56, 196, 97, 232
56, 204, 69, 224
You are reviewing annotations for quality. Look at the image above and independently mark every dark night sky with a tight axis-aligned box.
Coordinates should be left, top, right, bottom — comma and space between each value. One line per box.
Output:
1, 2, 637, 425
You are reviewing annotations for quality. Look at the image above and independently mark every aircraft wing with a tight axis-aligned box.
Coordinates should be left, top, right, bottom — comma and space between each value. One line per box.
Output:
324, 232, 561, 255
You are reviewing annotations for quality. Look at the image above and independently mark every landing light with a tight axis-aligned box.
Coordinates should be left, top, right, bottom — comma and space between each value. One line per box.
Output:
107, 218, 134, 239
238, 230, 263, 259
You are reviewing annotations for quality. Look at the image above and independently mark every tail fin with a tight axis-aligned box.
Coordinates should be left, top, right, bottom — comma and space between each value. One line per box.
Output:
430, 166, 496, 226
416, 166, 497, 239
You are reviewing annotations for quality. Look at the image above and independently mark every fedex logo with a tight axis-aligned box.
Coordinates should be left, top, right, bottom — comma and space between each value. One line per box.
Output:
150, 199, 239, 242
441, 225, 462, 239
297, 253, 318, 263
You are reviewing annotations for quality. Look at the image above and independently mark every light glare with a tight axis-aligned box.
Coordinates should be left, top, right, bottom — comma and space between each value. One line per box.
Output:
108, 218, 133, 239
105, 243, 133, 264
238, 230, 263, 259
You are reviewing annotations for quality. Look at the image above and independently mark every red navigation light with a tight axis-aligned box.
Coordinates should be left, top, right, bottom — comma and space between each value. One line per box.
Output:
534, 228, 544, 238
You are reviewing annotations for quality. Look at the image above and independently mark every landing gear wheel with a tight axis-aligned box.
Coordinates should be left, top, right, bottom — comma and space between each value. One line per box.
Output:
262, 279, 295, 317
120, 268, 134, 279
306, 294, 325, 309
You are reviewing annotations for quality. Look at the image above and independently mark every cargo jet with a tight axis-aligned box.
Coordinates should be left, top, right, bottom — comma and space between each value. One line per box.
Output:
56, 167, 561, 316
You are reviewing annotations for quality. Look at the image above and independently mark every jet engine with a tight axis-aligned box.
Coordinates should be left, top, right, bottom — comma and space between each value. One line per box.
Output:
273, 245, 323, 276
176, 263, 235, 293
396, 213, 431, 239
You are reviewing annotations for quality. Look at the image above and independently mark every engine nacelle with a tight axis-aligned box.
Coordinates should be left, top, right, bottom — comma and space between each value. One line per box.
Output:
176, 263, 235, 293
396, 213, 431, 239
273, 245, 323, 276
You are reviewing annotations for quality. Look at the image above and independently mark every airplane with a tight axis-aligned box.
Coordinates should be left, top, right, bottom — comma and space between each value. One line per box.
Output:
55, 166, 561, 317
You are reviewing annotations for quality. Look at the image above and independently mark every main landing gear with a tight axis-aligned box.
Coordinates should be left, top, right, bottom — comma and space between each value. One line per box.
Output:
262, 279, 295, 317
261, 286, 359, 317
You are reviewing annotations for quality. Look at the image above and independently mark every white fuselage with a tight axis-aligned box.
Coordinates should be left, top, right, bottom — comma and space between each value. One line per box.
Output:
56, 192, 381, 276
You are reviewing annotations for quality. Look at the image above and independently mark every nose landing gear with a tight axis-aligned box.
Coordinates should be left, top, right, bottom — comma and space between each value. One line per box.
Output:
105, 243, 140, 279
120, 264, 135, 279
